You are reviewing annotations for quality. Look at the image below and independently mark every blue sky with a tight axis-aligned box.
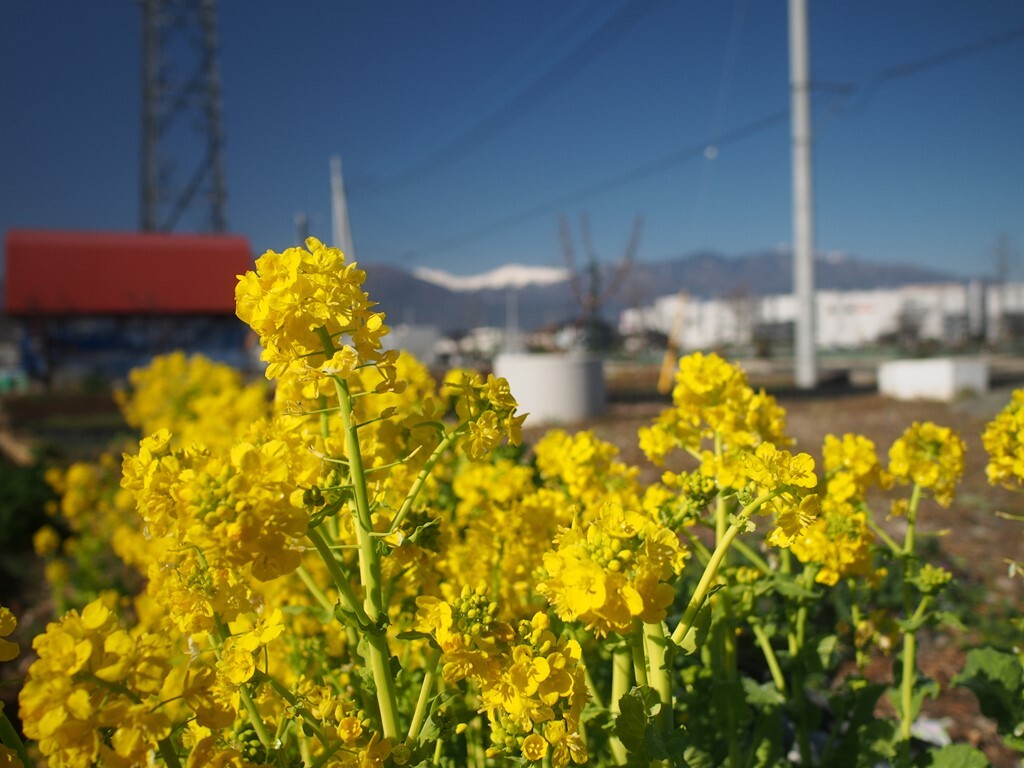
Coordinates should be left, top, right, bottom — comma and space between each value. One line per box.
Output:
1, 1, 1022, 280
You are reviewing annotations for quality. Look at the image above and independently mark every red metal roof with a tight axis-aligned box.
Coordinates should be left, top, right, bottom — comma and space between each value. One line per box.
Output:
4, 230, 253, 315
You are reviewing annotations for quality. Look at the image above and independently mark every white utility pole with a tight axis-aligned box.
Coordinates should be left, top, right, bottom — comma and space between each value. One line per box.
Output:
789, 0, 817, 388
330, 155, 355, 258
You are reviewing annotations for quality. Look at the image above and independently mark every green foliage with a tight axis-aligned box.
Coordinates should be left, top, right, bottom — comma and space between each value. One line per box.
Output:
614, 685, 687, 767
0, 458, 52, 553
916, 743, 991, 767
955, 647, 1024, 753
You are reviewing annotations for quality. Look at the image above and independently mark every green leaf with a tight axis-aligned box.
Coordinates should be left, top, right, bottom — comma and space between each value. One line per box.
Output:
743, 678, 785, 709
615, 685, 662, 755
770, 572, 819, 600
816, 634, 838, 671
396, 630, 441, 650
683, 746, 715, 768
917, 743, 990, 768
615, 686, 688, 767
954, 647, 1023, 734
931, 610, 966, 632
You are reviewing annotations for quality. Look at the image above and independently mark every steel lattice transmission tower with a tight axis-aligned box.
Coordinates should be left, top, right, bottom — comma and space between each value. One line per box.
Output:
141, 0, 228, 233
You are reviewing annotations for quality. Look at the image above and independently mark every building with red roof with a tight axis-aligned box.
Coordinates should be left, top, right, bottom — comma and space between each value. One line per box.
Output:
3, 230, 255, 382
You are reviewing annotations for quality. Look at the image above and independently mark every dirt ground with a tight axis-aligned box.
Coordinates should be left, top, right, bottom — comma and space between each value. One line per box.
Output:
528, 379, 1023, 766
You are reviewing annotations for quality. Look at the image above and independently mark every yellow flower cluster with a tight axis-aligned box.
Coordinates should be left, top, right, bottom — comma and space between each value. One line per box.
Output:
983, 388, 1024, 488
792, 434, 882, 585
235, 237, 393, 385
115, 350, 269, 449
888, 421, 965, 507
535, 429, 641, 513
541, 500, 687, 635
19, 600, 173, 768
122, 424, 313, 633
742, 441, 819, 548
639, 352, 790, 473
414, 596, 588, 765
442, 369, 526, 458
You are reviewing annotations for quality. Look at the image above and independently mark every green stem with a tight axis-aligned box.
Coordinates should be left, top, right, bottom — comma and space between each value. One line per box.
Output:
867, 518, 903, 556
630, 623, 649, 687
251, 670, 332, 747
306, 527, 371, 628
0, 710, 34, 768
406, 649, 441, 743
730, 536, 773, 576
296, 565, 336, 615
671, 491, 778, 645
609, 646, 632, 765
158, 737, 183, 768
643, 621, 673, 729
899, 483, 923, 744
388, 427, 464, 535
751, 623, 786, 693
332, 371, 402, 739
714, 433, 727, 545
238, 682, 274, 748
209, 616, 271, 752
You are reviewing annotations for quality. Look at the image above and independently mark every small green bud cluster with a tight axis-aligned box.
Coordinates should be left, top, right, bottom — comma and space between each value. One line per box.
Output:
451, 585, 499, 646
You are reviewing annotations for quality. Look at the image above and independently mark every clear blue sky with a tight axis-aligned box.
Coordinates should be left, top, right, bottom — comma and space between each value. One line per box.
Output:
2, 1, 1022, 280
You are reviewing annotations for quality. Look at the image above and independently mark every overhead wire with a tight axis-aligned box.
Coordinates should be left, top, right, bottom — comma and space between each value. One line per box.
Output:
395, 22, 1024, 263
692, 0, 747, 243
355, 0, 666, 195
398, 109, 789, 261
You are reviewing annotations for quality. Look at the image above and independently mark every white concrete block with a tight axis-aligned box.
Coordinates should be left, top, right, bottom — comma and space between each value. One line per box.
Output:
494, 353, 605, 425
877, 357, 988, 401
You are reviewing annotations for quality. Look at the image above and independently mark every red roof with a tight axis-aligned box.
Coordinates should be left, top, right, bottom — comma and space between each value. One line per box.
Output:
4, 230, 253, 315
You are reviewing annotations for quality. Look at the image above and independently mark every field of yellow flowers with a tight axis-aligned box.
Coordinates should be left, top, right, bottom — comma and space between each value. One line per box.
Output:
1, 238, 1022, 768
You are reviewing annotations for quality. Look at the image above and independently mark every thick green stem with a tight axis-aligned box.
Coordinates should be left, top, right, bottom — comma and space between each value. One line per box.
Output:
332, 375, 402, 739
671, 491, 777, 646
609, 646, 632, 765
644, 621, 673, 729
899, 483, 923, 744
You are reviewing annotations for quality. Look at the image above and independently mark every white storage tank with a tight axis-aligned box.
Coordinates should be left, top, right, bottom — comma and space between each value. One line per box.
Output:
493, 352, 606, 425
877, 357, 988, 402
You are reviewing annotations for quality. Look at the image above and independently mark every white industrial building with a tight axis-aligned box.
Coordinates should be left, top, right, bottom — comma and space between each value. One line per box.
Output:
619, 281, 1024, 351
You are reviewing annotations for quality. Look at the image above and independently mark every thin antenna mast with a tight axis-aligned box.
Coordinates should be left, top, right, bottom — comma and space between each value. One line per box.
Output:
330, 156, 355, 258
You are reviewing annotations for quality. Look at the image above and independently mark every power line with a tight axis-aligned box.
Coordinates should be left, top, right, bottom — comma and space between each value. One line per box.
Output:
356, 0, 665, 195
393, 23, 1024, 262
397, 109, 789, 261
844, 25, 1024, 116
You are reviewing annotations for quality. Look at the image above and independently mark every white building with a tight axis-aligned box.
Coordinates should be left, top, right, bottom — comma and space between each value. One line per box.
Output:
620, 281, 1018, 351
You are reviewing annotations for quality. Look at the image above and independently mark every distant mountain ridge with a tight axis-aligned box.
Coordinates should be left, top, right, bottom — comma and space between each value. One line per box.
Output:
367, 250, 961, 332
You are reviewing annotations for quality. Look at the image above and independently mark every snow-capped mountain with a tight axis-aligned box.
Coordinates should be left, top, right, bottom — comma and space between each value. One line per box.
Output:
412, 263, 570, 292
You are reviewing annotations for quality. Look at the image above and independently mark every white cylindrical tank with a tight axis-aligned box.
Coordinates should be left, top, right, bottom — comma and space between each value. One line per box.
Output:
493, 353, 605, 425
